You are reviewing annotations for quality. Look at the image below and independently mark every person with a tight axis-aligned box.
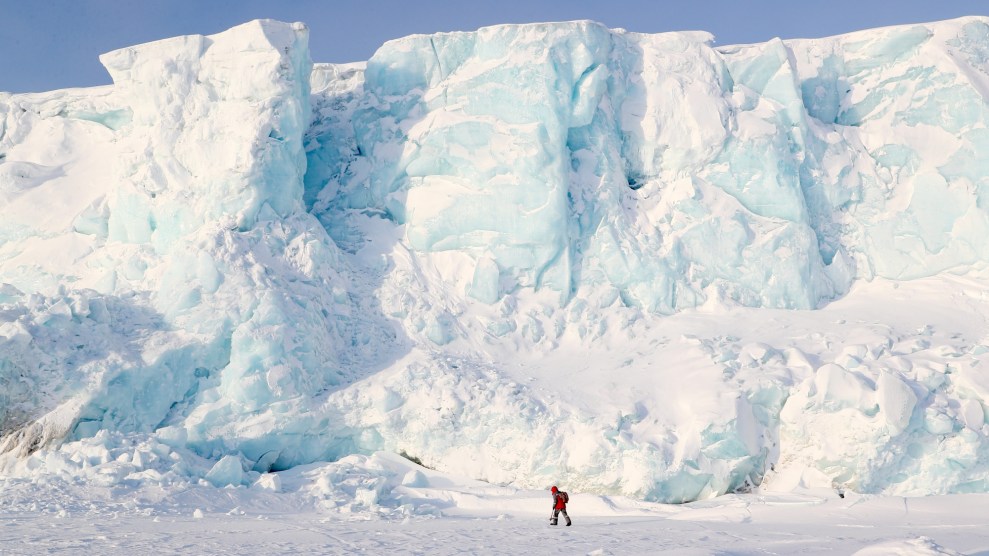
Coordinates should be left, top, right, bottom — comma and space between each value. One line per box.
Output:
550, 486, 571, 526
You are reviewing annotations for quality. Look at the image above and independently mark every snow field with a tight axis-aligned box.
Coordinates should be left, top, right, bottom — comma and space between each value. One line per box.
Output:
2, 456, 989, 555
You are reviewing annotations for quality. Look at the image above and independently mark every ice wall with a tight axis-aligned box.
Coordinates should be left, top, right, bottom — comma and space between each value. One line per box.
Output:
307, 23, 851, 315
4, 17, 989, 504
309, 18, 989, 318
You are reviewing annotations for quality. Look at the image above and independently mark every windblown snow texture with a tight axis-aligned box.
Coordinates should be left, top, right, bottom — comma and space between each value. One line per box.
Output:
3, 17, 989, 502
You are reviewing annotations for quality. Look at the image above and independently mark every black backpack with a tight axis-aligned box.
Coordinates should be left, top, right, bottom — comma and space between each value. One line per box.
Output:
560, 491, 569, 503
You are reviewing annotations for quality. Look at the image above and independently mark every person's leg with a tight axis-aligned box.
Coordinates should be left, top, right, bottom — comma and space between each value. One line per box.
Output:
562, 509, 571, 526
551, 508, 559, 525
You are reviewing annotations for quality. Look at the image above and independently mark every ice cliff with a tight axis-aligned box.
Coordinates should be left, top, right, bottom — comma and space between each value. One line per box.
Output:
3, 17, 989, 503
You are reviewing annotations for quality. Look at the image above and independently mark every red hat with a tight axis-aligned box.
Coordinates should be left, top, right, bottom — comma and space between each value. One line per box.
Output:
551, 486, 558, 492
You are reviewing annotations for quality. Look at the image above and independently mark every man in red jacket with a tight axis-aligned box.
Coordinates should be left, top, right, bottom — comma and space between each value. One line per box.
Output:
550, 486, 572, 526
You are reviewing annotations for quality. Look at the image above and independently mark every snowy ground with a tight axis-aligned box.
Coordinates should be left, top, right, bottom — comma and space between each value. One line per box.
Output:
3, 480, 989, 555
5, 274, 989, 554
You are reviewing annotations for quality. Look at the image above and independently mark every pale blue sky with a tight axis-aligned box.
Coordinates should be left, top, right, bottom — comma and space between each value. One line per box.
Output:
2, 0, 987, 93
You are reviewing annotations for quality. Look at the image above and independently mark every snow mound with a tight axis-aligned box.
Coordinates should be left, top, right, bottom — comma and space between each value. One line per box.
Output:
853, 536, 963, 556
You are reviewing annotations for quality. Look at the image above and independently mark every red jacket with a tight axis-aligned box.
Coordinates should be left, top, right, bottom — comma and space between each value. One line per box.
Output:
553, 491, 567, 510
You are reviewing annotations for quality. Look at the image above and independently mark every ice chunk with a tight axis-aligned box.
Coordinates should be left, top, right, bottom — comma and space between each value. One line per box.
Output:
876, 372, 917, 436
253, 473, 282, 492
401, 469, 428, 488
205, 455, 244, 487
809, 364, 875, 412
960, 399, 985, 431
468, 256, 501, 304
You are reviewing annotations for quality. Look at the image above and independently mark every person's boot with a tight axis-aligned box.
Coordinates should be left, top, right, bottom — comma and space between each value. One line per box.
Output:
550, 518, 557, 526
566, 518, 572, 526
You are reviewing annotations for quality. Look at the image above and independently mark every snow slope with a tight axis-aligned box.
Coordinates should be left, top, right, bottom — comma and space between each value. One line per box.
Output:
3, 17, 989, 512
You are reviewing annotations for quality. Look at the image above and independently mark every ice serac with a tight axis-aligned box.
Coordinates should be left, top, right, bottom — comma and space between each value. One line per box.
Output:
89, 20, 404, 470
361, 23, 613, 298
310, 22, 847, 314
0, 20, 372, 468
99, 19, 312, 234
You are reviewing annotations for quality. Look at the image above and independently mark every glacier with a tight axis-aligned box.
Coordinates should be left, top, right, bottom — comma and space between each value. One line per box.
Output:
3, 17, 989, 504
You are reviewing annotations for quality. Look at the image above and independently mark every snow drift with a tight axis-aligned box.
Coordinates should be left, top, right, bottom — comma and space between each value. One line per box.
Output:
3, 17, 989, 503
